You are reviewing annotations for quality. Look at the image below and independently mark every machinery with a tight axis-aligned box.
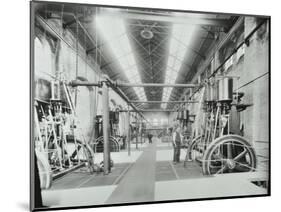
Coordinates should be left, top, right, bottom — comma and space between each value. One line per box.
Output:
185, 76, 257, 175
34, 77, 95, 189
90, 112, 121, 153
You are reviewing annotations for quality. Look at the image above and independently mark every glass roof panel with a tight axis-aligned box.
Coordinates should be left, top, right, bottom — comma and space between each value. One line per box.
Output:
96, 14, 146, 101
167, 57, 175, 68
173, 59, 182, 70
162, 24, 196, 107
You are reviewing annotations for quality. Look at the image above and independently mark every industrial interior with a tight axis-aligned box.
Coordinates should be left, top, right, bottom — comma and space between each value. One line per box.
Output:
32, 2, 270, 209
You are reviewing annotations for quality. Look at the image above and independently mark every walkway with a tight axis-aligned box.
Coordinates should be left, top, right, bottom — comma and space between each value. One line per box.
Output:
106, 141, 156, 203
42, 137, 268, 208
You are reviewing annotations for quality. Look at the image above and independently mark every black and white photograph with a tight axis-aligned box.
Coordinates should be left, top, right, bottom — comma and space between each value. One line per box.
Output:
30, 1, 270, 211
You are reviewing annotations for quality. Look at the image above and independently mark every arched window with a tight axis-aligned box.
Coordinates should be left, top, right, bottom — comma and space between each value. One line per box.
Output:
34, 37, 53, 79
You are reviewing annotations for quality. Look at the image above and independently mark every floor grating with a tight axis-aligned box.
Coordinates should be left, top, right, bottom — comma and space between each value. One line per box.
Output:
50, 163, 132, 190
155, 161, 208, 182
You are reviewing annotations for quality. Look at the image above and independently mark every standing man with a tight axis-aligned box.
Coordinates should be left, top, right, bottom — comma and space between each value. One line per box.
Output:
172, 126, 182, 164
148, 132, 153, 144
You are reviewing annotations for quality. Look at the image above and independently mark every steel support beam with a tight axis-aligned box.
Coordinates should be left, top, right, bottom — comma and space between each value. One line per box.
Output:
100, 9, 231, 27
126, 107, 131, 156
102, 81, 110, 174
136, 118, 139, 150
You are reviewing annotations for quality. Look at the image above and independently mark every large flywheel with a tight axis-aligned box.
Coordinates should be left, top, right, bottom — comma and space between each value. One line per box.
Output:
202, 135, 257, 175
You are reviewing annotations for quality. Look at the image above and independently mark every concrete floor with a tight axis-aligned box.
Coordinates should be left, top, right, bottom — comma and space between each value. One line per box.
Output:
41, 137, 268, 208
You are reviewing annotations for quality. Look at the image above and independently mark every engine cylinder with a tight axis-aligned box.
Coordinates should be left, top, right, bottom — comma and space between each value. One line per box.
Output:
217, 77, 233, 101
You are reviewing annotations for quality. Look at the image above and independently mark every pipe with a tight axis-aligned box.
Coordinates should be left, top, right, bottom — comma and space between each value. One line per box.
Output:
116, 82, 198, 88
105, 78, 147, 121
69, 80, 101, 87
126, 108, 131, 156
70, 81, 198, 88
136, 119, 138, 150
69, 78, 148, 123
129, 100, 198, 104
120, 109, 196, 114
102, 81, 110, 174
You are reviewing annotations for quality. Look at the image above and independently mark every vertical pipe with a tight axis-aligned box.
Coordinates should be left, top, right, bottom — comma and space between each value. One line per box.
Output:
89, 86, 97, 144
127, 106, 131, 156
136, 117, 138, 150
102, 81, 110, 174
74, 16, 79, 107
140, 120, 143, 144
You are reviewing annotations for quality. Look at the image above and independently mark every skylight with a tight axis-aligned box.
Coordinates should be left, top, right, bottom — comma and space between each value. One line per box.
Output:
96, 11, 147, 101
161, 24, 196, 108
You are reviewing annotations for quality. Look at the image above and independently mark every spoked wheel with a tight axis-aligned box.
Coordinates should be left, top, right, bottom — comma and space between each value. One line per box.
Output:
83, 143, 95, 174
67, 137, 95, 174
202, 135, 257, 175
72, 142, 95, 174
91, 136, 120, 153
186, 136, 203, 161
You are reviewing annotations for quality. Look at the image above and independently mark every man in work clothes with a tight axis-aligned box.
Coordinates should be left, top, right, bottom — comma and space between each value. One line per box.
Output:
148, 133, 153, 144
172, 126, 183, 164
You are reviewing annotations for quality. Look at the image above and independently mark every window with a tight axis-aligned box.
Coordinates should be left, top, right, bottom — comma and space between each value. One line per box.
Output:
224, 55, 234, 70
236, 44, 245, 61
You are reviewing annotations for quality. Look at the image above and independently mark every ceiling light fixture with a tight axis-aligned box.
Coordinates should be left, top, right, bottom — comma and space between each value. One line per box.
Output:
140, 28, 154, 39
